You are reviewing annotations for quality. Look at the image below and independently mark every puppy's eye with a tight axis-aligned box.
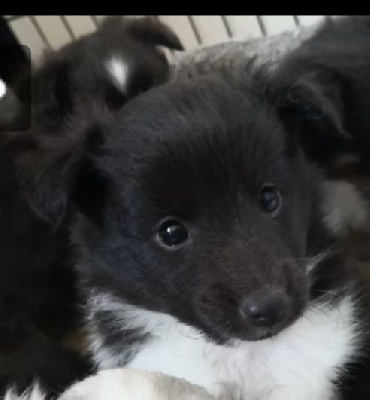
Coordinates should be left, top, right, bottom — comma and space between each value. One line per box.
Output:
259, 185, 282, 217
156, 219, 189, 248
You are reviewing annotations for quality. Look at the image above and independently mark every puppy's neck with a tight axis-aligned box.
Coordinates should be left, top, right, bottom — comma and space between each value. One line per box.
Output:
88, 292, 360, 400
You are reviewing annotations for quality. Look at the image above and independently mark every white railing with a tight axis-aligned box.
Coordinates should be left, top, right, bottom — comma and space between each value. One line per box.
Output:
5, 15, 326, 61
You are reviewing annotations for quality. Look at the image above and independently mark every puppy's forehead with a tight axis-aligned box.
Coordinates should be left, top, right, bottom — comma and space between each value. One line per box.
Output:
104, 77, 289, 203
115, 77, 285, 161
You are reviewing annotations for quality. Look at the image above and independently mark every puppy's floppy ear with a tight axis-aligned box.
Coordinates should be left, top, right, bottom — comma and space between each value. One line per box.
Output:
84, 17, 183, 110
272, 67, 353, 165
101, 16, 184, 51
14, 116, 111, 228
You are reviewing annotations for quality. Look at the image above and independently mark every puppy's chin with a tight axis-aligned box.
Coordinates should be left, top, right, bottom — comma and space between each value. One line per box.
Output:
202, 326, 283, 346
226, 325, 290, 343
199, 307, 307, 345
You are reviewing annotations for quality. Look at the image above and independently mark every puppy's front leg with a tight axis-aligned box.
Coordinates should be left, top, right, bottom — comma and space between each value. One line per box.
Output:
4, 370, 227, 400
59, 369, 217, 400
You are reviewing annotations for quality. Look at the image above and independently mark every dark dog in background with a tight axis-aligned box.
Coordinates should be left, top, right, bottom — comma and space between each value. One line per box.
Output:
0, 16, 182, 396
271, 16, 370, 239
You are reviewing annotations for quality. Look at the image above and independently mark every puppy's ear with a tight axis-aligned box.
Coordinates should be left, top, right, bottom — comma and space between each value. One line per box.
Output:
273, 68, 354, 166
14, 118, 110, 228
101, 16, 184, 51
80, 17, 183, 110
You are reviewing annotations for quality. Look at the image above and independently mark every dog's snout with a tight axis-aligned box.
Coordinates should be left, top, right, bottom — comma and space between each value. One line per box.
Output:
239, 288, 290, 329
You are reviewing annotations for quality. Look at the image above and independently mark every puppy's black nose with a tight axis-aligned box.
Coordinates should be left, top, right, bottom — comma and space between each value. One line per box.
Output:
239, 289, 290, 329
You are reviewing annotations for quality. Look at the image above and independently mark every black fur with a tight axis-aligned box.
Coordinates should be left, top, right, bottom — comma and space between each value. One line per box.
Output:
0, 16, 182, 396
79, 75, 315, 342
266, 16, 370, 398
17, 64, 370, 397
271, 16, 370, 179
4, 15, 370, 399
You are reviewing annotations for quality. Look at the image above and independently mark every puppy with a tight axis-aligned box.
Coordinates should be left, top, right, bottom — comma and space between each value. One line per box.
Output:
270, 16, 370, 237
0, 16, 182, 396
2, 16, 183, 132
10, 61, 370, 400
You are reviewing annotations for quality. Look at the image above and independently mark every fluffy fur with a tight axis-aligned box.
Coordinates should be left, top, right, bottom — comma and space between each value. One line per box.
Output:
88, 293, 360, 399
0, 16, 182, 396
4, 15, 370, 400
271, 16, 370, 236
9, 63, 370, 400
5, 370, 219, 400
320, 180, 369, 235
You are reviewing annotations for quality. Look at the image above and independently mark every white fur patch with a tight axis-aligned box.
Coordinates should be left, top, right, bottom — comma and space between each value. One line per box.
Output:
4, 371, 216, 400
59, 369, 216, 400
305, 250, 333, 275
91, 294, 360, 400
5, 383, 45, 400
105, 56, 129, 92
87, 292, 143, 370
89, 328, 125, 371
0, 78, 6, 99
320, 180, 369, 235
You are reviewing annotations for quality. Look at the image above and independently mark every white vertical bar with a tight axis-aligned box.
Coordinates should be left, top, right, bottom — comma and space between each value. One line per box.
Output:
34, 16, 72, 49
191, 16, 229, 45
159, 16, 199, 49
64, 15, 96, 38
297, 15, 325, 27
10, 17, 47, 61
94, 15, 109, 24
261, 16, 297, 35
225, 16, 263, 40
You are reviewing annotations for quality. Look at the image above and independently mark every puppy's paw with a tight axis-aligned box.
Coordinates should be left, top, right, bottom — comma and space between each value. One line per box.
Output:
59, 368, 216, 400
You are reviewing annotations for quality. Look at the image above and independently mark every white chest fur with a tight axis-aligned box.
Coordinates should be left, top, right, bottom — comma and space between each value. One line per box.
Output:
124, 296, 359, 400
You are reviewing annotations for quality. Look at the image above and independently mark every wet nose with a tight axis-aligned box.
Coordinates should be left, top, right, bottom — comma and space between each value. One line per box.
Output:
239, 288, 290, 329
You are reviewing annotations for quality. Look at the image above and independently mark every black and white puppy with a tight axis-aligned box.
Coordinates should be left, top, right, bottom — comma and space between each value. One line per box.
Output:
271, 16, 370, 237
9, 63, 370, 400
0, 16, 182, 396
3, 16, 183, 134
28, 16, 182, 122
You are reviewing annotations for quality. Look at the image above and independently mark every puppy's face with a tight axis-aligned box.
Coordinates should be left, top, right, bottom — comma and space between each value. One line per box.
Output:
74, 76, 317, 343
